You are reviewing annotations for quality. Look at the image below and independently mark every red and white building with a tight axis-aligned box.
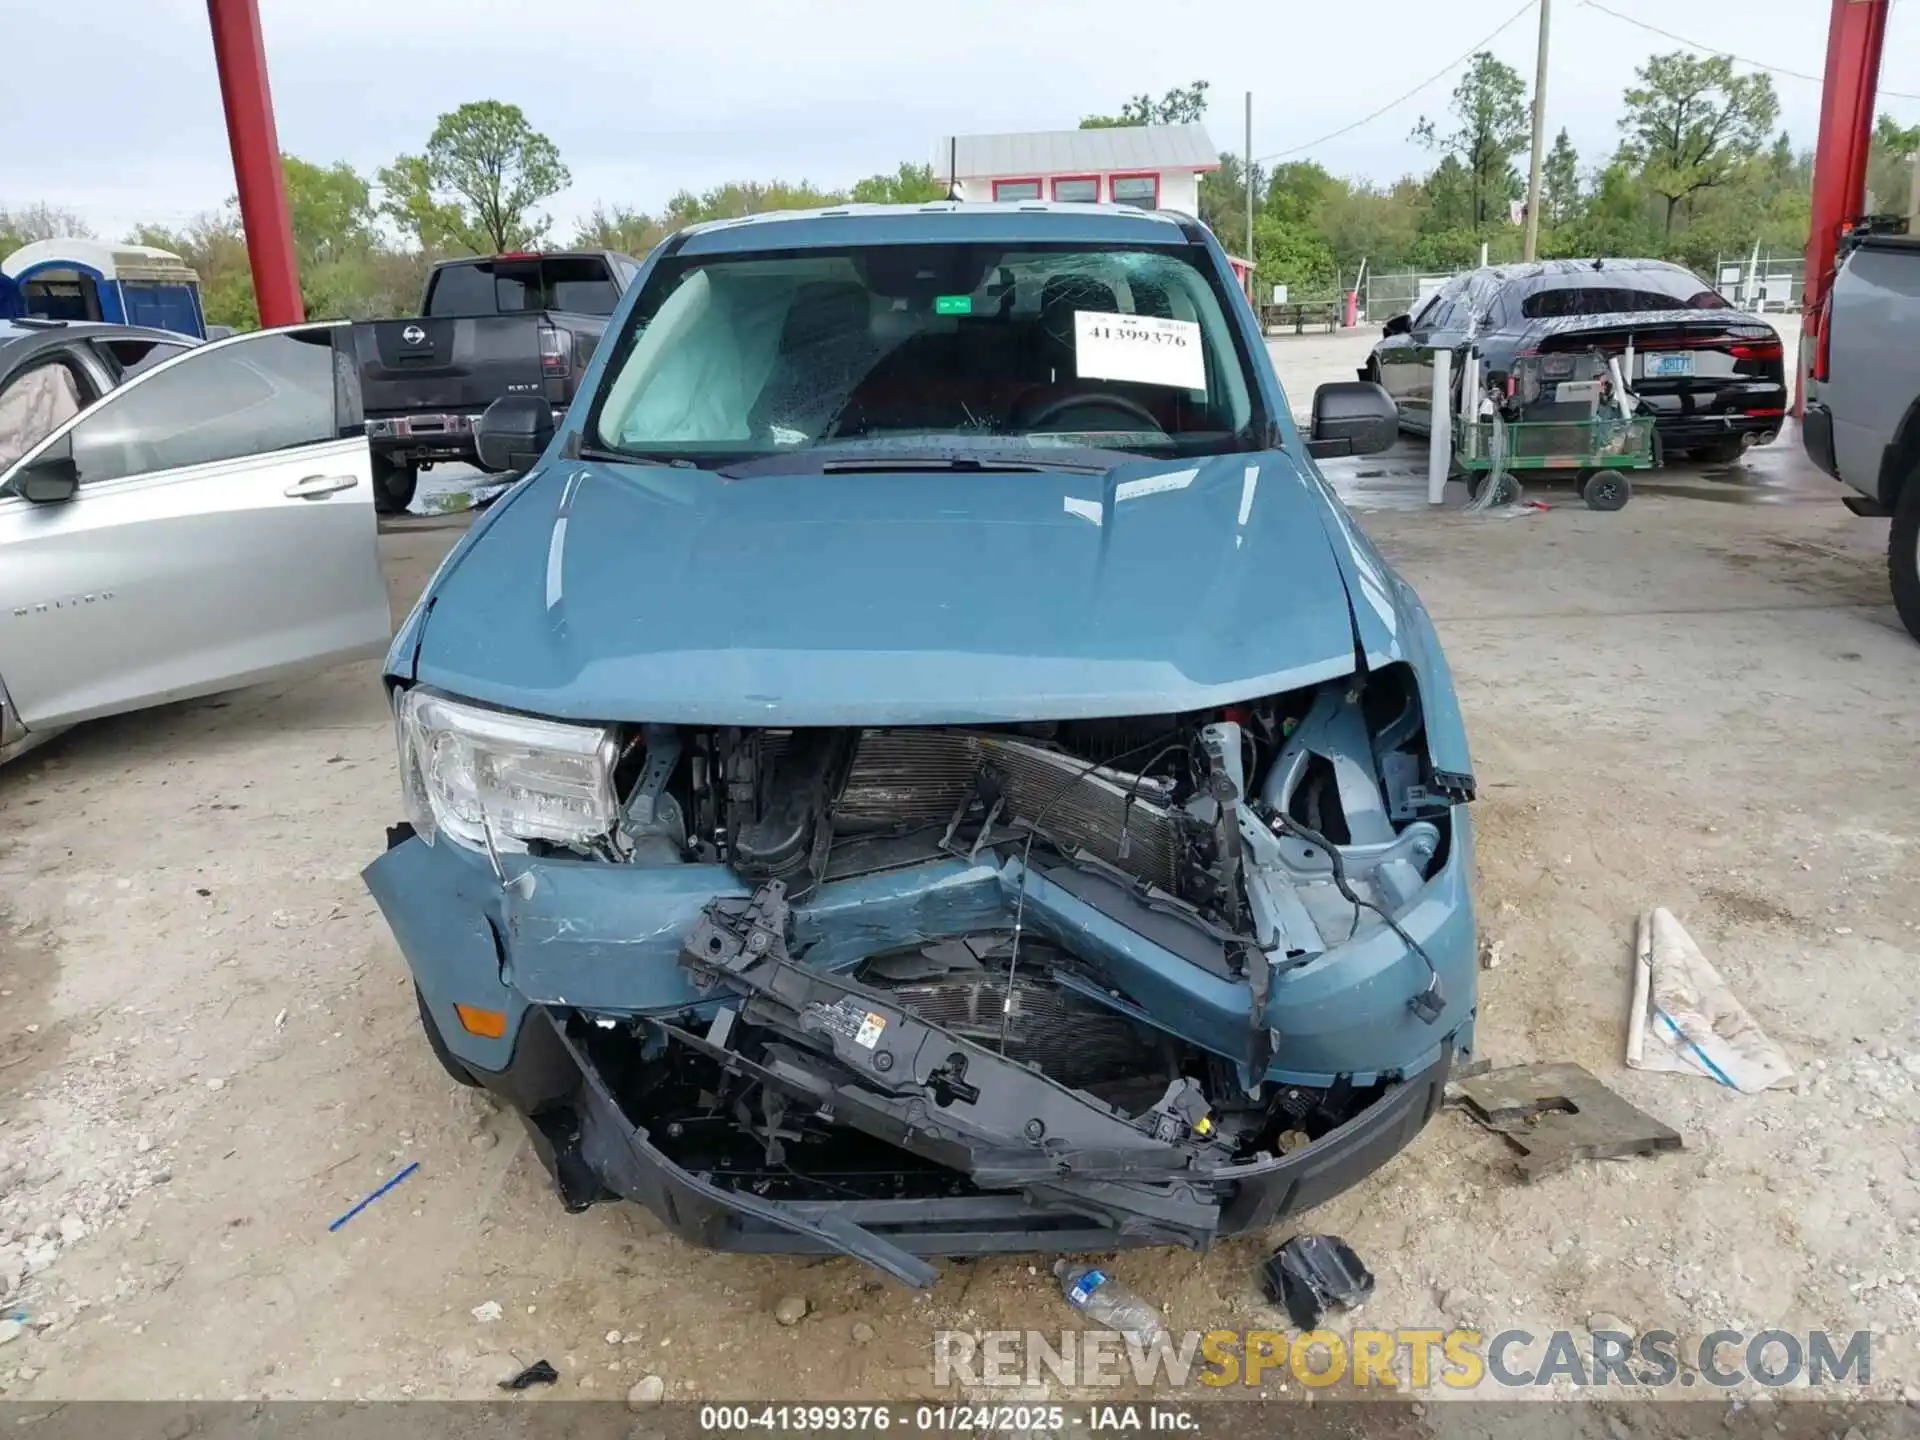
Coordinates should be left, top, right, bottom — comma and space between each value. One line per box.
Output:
934, 122, 1218, 215
932, 123, 1250, 290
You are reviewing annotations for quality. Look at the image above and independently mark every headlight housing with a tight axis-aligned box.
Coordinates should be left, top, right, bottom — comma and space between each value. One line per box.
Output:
395, 688, 618, 852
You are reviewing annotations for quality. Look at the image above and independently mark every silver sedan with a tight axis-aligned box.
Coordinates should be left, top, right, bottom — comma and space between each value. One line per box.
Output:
0, 320, 391, 762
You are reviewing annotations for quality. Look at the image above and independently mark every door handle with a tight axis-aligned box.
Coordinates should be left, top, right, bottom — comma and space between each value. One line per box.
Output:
284, 473, 359, 499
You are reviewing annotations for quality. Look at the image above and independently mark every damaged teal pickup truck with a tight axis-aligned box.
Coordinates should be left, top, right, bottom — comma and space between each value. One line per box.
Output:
364, 202, 1478, 1285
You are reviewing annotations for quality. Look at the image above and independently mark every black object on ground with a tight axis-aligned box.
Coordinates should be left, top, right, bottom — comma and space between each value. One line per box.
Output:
1449, 1060, 1682, 1181
1260, 1234, 1376, 1329
498, 1359, 560, 1391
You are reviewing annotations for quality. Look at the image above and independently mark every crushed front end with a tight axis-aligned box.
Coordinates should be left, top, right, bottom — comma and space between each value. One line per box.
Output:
367, 674, 1475, 1283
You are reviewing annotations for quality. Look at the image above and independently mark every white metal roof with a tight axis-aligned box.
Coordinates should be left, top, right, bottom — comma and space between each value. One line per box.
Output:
933, 124, 1219, 180
2, 238, 199, 283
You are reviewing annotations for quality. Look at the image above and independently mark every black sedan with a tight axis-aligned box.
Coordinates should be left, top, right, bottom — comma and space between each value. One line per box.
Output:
1365, 259, 1787, 464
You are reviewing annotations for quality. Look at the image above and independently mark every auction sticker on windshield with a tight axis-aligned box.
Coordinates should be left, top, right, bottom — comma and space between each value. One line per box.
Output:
1074, 311, 1205, 390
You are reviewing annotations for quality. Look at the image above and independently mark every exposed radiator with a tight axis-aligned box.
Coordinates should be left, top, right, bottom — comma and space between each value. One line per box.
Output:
875, 974, 1152, 1089
833, 730, 1185, 892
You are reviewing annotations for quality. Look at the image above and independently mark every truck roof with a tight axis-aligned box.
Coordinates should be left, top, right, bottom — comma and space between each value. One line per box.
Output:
429, 249, 634, 269
1852, 233, 1920, 255
675, 201, 1200, 255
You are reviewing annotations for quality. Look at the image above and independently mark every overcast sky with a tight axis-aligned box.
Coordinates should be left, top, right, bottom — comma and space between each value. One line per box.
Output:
9, 0, 1920, 242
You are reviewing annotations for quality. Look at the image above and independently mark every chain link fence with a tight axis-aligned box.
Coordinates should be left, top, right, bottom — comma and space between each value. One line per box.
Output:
1360, 271, 1455, 325
1709, 255, 1805, 313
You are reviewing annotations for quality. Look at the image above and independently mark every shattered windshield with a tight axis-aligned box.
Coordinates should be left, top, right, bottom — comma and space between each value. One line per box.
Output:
589, 242, 1261, 463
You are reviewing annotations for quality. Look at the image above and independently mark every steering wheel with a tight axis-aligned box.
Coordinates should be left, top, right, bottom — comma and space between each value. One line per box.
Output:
1018, 391, 1166, 436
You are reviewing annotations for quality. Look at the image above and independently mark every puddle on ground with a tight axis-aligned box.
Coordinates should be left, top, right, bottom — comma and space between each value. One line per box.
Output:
1633, 466, 1829, 505
412, 464, 513, 517
416, 481, 512, 516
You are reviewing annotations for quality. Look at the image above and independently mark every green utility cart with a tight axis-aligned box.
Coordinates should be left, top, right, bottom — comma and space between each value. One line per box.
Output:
1452, 412, 1657, 511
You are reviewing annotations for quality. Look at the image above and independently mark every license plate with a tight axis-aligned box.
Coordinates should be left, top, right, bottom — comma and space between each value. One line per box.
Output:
1646, 352, 1695, 378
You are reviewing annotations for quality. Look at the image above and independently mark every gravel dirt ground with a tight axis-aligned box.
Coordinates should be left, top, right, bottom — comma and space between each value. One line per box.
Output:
2, 325, 1915, 1420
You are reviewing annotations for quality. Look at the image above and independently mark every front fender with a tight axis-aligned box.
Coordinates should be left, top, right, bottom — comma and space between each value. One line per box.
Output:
1386, 580, 1474, 785
1300, 475, 1475, 785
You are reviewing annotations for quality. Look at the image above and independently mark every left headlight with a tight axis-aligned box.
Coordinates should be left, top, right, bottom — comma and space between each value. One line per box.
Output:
395, 688, 618, 853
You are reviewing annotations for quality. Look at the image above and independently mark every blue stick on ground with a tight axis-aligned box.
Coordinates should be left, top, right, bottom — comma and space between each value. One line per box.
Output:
328, 1161, 419, 1232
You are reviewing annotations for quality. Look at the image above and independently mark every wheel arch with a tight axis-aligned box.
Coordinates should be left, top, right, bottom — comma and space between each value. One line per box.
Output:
1875, 393, 1920, 508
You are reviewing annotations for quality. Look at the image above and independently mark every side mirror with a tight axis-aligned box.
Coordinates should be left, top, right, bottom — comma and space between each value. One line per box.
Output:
1307, 381, 1398, 460
1382, 313, 1413, 339
475, 396, 556, 474
11, 441, 79, 504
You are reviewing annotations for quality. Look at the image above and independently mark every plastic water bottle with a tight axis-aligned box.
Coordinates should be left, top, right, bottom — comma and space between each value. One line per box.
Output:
1053, 1259, 1166, 1343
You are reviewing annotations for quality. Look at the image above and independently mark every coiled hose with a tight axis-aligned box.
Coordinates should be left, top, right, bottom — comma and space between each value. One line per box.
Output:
1464, 405, 1520, 512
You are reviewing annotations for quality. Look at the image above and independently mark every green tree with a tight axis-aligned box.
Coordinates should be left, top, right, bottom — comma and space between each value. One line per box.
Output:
1868, 113, 1920, 217
1619, 52, 1779, 236
0, 202, 92, 255
850, 162, 948, 205
569, 162, 948, 258
1405, 226, 1491, 272
1316, 178, 1422, 279
1421, 155, 1478, 232
375, 153, 470, 254
282, 156, 375, 267
277, 155, 404, 318
660, 180, 846, 227
1263, 161, 1339, 227
1198, 152, 1262, 252
381, 101, 570, 254
1251, 214, 1336, 295
573, 203, 667, 256
1081, 80, 1209, 129
1555, 152, 1662, 258
1413, 53, 1529, 229
1542, 129, 1581, 226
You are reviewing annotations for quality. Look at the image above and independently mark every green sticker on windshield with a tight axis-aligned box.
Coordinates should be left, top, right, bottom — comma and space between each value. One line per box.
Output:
934, 294, 973, 315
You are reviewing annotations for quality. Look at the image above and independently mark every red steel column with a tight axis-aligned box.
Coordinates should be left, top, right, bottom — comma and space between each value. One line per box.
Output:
206, 0, 304, 326
1804, 0, 1890, 317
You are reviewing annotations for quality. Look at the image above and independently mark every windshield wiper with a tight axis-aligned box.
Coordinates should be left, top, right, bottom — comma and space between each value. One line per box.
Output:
820, 456, 1095, 474
721, 450, 1114, 479
575, 444, 697, 469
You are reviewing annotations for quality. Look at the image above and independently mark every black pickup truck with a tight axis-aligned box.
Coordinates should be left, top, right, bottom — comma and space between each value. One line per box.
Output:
352, 250, 638, 511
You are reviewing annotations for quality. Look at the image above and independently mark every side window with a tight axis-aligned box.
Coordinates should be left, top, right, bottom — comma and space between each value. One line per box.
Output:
424, 264, 498, 317
68, 330, 338, 486
1430, 280, 1471, 331
99, 339, 191, 381
543, 258, 620, 314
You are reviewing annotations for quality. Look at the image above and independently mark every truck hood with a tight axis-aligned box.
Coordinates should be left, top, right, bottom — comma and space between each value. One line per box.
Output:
411, 451, 1367, 725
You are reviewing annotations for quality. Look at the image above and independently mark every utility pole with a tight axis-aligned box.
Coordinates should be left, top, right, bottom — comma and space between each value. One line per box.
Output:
206, 0, 304, 325
1522, 0, 1552, 262
1909, 151, 1920, 232
1244, 90, 1255, 295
